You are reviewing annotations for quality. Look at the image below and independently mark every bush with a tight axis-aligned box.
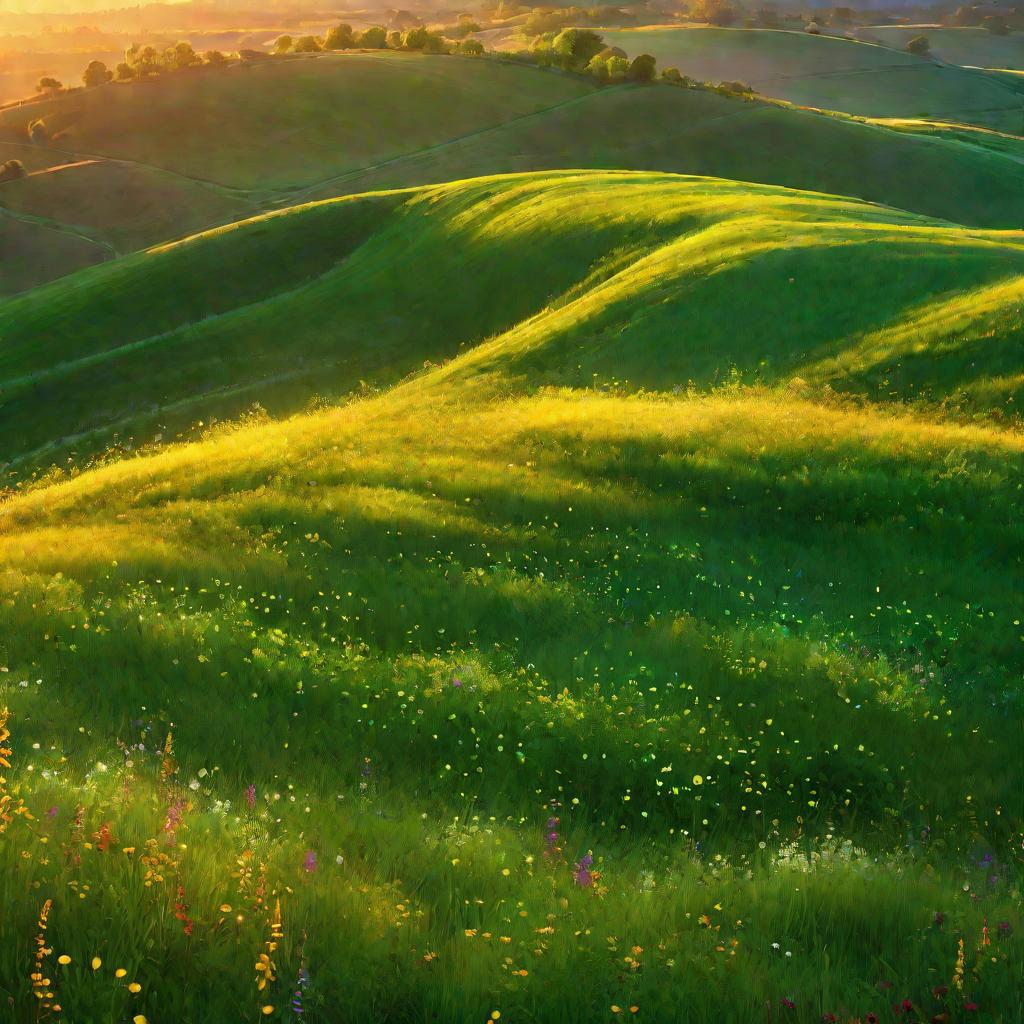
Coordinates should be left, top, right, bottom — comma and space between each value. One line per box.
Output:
293, 35, 322, 53
905, 35, 930, 54
805, 20, 821, 33
358, 27, 388, 48
585, 54, 609, 81
324, 24, 355, 50
115, 61, 134, 81
628, 53, 657, 81
661, 66, 683, 83
82, 60, 113, 87
421, 32, 450, 53
982, 14, 1010, 33
551, 28, 605, 69
36, 76, 62, 94
0, 159, 26, 184
204, 50, 229, 67
458, 38, 484, 56
274, 35, 294, 54
166, 41, 201, 70
717, 79, 753, 95
606, 55, 629, 81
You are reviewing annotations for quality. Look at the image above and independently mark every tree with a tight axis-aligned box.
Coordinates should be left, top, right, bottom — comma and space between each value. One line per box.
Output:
204, 50, 229, 67
905, 35, 930, 55
387, 30, 403, 48
115, 61, 135, 81
458, 38, 484, 55
0, 159, 27, 184
551, 28, 605, 69
82, 60, 112, 87
627, 53, 657, 81
421, 32, 449, 53
274, 35, 294, 54
585, 54, 609, 80
402, 26, 430, 49
692, 0, 736, 26
358, 26, 388, 48
982, 14, 1010, 34
36, 76, 62, 95
661, 66, 684, 83
28, 118, 49, 144
166, 41, 201, 70
293, 35, 322, 53
324, 24, 355, 50
605, 55, 629, 81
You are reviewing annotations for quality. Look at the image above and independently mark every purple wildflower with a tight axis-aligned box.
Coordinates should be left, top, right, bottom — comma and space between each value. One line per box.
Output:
246, 784, 256, 809
303, 850, 318, 873
573, 853, 594, 887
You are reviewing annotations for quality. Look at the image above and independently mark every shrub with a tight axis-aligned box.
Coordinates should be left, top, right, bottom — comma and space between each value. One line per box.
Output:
606, 55, 629, 81
905, 35, 930, 54
458, 38, 484, 55
551, 28, 605, 69
358, 27, 388, 48
324, 24, 355, 50
982, 14, 1010, 33
0, 159, 26, 183
204, 50, 229, 67
36, 76, 62, 94
717, 79, 753, 95
628, 53, 657, 81
274, 35, 294, 54
166, 41, 201, 70
82, 60, 113, 87
661, 66, 683, 83
585, 54, 609, 81
422, 32, 450, 53
805, 20, 822, 33
115, 61, 135, 80
293, 35, 322, 53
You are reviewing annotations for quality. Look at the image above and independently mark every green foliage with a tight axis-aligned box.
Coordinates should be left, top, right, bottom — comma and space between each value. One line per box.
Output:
82, 60, 112, 87
114, 61, 134, 81
627, 53, 657, 81
358, 27, 388, 49
204, 50, 229, 67
691, 0, 737, 26
274, 35, 293, 54
552, 28, 606, 70
458, 38, 485, 56
906, 35, 930, 56
323, 23, 356, 50
293, 35, 323, 54
36, 76, 62, 94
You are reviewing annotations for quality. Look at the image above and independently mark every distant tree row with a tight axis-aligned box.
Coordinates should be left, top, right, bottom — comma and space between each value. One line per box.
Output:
273, 23, 485, 56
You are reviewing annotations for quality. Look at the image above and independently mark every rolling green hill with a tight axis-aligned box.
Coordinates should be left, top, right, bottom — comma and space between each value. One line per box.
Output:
862, 25, 1024, 70
599, 26, 1024, 131
6, 53, 1024, 298
3, 171, 1024, 474
0, 176, 1021, 1021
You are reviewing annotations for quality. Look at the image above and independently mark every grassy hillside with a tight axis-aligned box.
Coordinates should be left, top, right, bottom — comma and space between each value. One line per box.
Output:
0, 205, 107, 295
599, 27, 1024, 130
0, 156, 255, 254
863, 25, 1024, 69
0, 331, 1021, 1018
0, 54, 597, 190
303, 83, 1024, 230
3, 171, 1024, 475
6, 53, 1024, 298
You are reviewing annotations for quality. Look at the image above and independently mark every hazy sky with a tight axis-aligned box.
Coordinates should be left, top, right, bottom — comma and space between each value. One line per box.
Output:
0, 0, 189, 12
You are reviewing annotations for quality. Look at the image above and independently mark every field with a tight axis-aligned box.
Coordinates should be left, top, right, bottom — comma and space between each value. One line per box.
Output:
861, 26, 1024, 70
0, 31, 1022, 1024
599, 27, 1024, 130
8, 53, 1024, 296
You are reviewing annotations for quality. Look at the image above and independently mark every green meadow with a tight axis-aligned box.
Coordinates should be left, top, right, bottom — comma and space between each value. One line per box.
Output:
0, 33, 1022, 1024
599, 27, 1024, 129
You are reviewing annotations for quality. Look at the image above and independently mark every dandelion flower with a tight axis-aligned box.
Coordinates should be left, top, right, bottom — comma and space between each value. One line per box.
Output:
91, 957, 102, 971
128, 982, 142, 993
115, 968, 127, 978
57, 955, 71, 966
133, 1016, 148, 1024
692, 775, 703, 786
262, 1006, 275, 1015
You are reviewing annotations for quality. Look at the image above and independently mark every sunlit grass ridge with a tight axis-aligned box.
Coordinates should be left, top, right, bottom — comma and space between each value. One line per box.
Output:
0, 171, 1021, 1022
